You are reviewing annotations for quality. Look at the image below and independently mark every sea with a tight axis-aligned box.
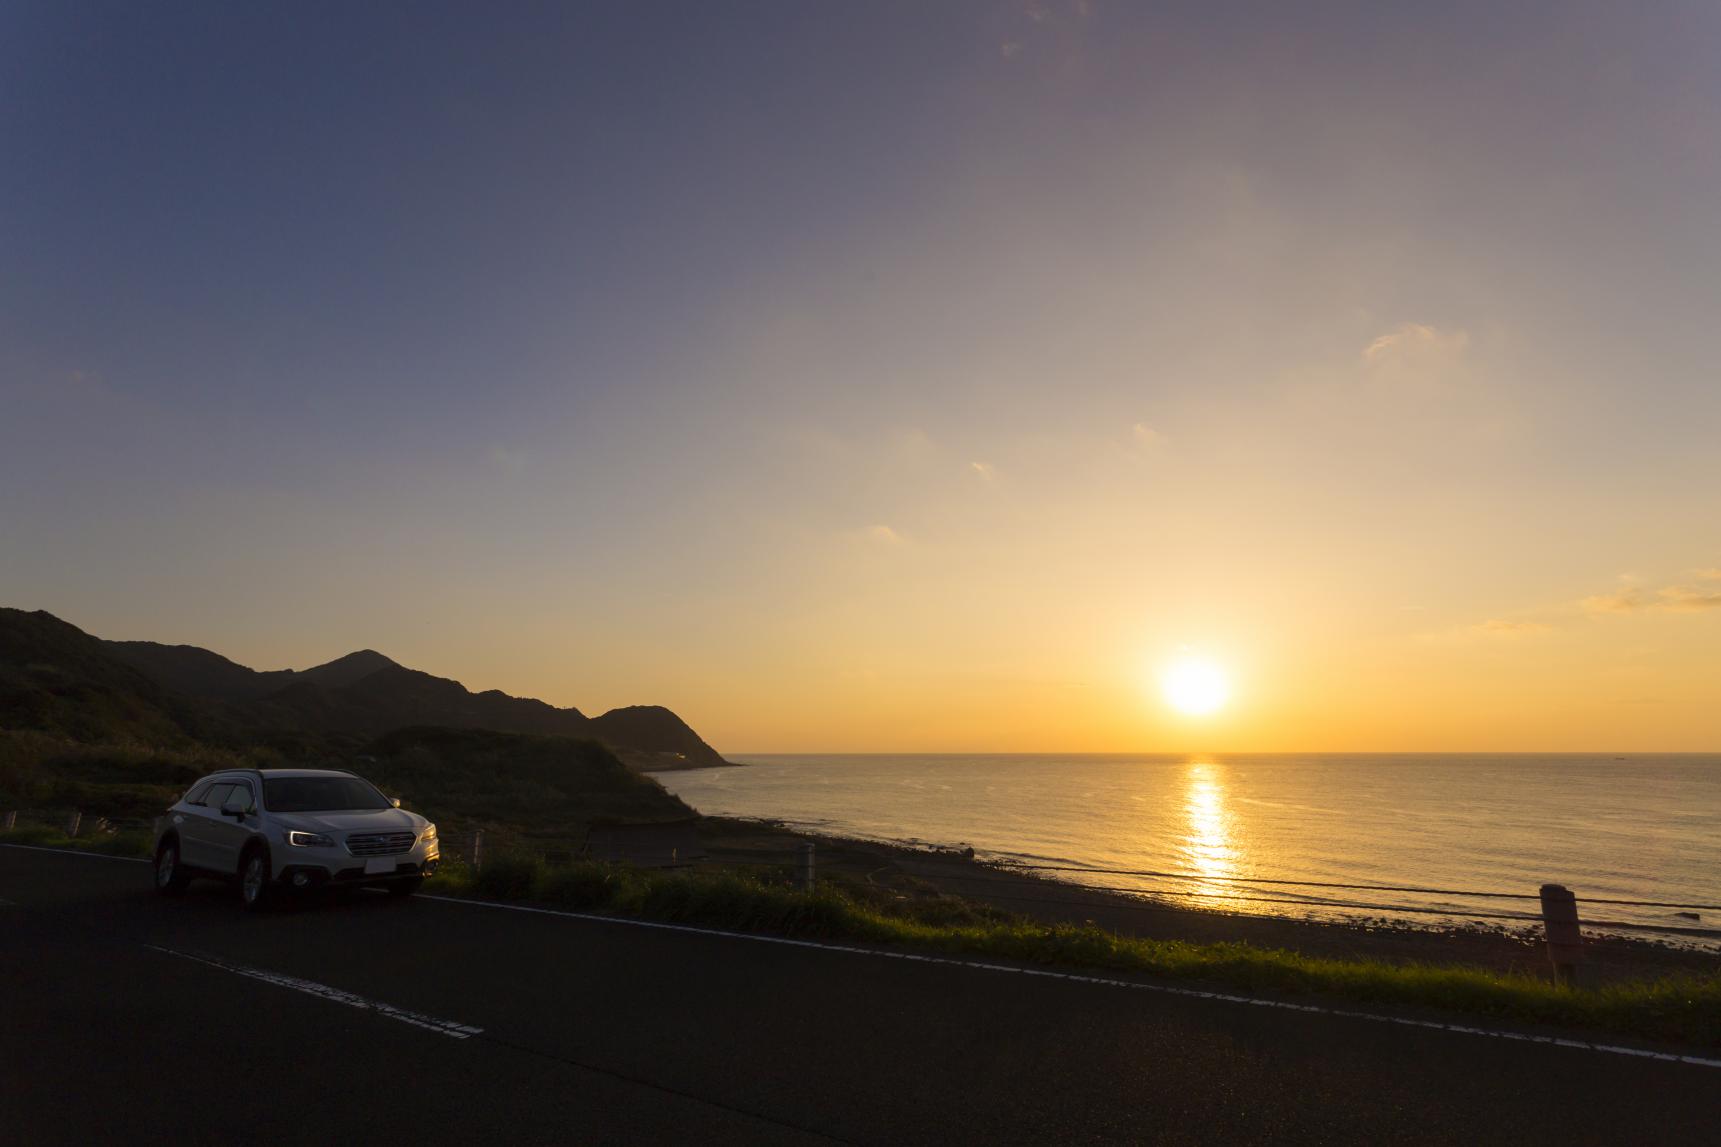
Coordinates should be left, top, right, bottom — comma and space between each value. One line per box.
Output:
656, 754, 1721, 943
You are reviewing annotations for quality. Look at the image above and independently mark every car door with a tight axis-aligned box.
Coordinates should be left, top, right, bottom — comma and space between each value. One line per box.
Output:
178, 781, 233, 869
205, 779, 257, 876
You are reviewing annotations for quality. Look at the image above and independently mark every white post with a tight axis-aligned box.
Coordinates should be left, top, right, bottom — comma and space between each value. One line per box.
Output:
65, 810, 82, 838
1540, 883, 1584, 986
471, 829, 484, 872
2, 811, 15, 831
797, 842, 815, 893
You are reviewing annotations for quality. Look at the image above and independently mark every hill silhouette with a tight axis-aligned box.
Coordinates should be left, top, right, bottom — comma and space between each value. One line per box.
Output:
2, 608, 727, 768
0, 610, 211, 745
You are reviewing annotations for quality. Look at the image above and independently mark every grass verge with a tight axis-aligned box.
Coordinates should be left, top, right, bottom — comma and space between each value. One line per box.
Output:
425, 853, 1721, 1047
1, 825, 153, 858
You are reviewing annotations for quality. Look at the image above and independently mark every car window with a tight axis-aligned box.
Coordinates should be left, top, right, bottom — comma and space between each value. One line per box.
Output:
262, 777, 392, 812
184, 780, 214, 806
201, 782, 234, 811
223, 782, 254, 811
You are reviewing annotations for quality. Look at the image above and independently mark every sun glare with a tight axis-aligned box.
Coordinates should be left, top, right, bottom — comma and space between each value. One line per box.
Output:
1161, 657, 1231, 717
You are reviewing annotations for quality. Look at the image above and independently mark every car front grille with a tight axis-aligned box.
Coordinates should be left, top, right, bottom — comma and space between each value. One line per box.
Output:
346, 831, 417, 857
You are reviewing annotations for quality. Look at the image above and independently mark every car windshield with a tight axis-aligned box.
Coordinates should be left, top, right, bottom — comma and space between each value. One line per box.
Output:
263, 777, 392, 813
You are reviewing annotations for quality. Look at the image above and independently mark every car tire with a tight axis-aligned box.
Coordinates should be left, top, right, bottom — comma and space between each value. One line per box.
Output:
154, 839, 190, 896
387, 876, 424, 899
239, 847, 273, 912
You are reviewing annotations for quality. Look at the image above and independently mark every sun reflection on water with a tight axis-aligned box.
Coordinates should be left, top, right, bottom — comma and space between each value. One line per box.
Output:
1181, 761, 1243, 905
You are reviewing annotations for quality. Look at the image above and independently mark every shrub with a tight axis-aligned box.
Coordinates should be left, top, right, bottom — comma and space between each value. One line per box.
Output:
536, 861, 630, 909
474, 851, 543, 900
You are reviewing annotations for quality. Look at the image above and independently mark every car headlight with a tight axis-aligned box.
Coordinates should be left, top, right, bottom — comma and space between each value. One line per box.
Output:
287, 830, 336, 848
420, 824, 438, 843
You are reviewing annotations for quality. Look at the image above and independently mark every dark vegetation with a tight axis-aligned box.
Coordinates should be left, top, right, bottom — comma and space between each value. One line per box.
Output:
360, 727, 693, 846
0, 606, 702, 849
0, 725, 690, 847
1, 606, 726, 766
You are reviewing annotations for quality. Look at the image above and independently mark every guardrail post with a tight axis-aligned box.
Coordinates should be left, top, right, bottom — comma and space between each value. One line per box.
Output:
2, 811, 15, 831
471, 829, 484, 872
1539, 883, 1585, 986
65, 810, 82, 838
797, 842, 815, 893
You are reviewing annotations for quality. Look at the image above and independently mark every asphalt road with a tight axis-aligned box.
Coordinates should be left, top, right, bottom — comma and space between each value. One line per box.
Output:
3, 846, 1717, 1145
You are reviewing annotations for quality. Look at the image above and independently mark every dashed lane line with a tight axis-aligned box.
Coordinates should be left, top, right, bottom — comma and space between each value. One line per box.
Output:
8, 844, 1716, 1071
144, 944, 484, 1039
0, 843, 149, 862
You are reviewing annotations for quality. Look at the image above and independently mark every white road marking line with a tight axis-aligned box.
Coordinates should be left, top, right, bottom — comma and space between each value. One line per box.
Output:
11, 845, 1714, 1069
145, 945, 483, 1038
420, 894, 1721, 1071
0, 843, 149, 863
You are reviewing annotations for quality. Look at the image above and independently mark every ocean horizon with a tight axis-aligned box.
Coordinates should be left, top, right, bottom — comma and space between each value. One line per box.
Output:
659, 753, 1721, 941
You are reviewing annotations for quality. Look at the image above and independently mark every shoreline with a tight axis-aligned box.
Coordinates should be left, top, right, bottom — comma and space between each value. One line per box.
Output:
627, 755, 749, 773
695, 816, 1721, 985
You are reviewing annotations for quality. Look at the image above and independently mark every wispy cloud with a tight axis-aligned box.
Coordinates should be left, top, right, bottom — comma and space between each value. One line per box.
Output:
1583, 583, 1721, 614
1361, 324, 1474, 399
865, 524, 905, 545
1363, 323, 1470, 366
1474, 619, 1553, 636
1424, 617, 1554, 643
1581, 589, 1647, 614
1131, 422, 1166, 449
969, 461, 998, 482
996, 0, 1092, 74
1658, 586, 1721, 612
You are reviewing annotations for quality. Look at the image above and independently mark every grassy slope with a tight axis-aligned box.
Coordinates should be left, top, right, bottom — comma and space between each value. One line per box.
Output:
0, 726, 689, 829
360, 726, 692, 845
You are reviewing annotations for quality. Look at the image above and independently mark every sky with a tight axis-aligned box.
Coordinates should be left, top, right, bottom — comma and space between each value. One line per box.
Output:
4, 2, 1719, 752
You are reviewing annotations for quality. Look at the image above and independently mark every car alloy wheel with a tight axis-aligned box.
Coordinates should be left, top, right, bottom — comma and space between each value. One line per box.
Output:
242, 854, 266, 906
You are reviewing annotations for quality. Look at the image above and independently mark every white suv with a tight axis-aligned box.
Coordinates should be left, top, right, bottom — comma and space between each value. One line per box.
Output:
152, 767, 439, 909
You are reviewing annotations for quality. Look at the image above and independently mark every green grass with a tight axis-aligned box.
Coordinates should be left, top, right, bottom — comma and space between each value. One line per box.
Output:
424, 854, 1721, 1048
0, 825, 154, 858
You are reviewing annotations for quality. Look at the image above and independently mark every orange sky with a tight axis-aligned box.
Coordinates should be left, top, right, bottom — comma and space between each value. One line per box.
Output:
6, 4, 1719, 751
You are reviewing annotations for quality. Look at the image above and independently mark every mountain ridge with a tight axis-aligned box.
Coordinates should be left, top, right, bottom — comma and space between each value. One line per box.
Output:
2, 608, 727, 768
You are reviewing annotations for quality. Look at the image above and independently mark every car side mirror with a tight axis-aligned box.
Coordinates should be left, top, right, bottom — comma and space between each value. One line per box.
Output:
222, 799, 249, 819
390, 797, 402, 809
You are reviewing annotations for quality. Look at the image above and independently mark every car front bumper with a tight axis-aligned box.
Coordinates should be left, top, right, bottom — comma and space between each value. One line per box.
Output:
275, 840, 439, 889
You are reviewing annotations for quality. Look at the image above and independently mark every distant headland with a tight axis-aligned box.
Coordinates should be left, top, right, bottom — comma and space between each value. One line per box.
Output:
0, 607, 729, 770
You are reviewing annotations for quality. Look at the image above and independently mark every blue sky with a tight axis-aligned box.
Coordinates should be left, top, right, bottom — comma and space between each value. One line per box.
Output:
4, 2, 1719, 749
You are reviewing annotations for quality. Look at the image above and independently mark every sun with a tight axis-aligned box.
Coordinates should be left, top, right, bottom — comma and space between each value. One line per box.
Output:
1161, 657, 1231, 717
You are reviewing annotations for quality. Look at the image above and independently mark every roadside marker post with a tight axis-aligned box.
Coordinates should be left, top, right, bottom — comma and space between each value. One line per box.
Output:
1539, 884, 1585, 986
65, 810, 82, 838
2, 811, 14, 831
798, 842, 815, 893
471, 829, 484, 873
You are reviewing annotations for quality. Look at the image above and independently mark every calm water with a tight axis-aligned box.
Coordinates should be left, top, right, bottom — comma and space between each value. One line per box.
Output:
658, 754, 1721, 941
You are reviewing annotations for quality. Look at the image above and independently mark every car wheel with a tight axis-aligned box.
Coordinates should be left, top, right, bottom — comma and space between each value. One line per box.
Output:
240, 848, 273, 911
387, 876, 424, 899
154, 840, 190, 896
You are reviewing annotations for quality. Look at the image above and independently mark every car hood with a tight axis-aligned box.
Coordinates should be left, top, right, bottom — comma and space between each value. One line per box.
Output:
276, 809, 426, 833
